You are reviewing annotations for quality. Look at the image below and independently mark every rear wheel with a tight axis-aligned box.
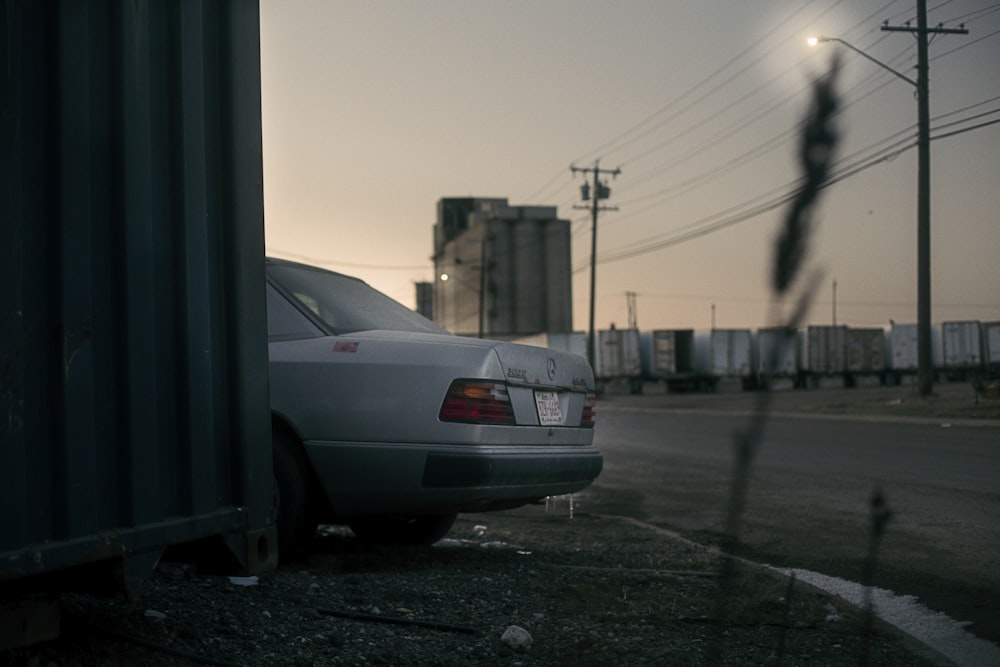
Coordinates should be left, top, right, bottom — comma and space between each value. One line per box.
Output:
348, 513, 458, 546
272, 428, 318, 558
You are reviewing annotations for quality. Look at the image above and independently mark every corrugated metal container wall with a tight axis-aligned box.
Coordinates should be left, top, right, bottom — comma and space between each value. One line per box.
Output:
941, 321, 983, 371
886, 322, 944, 372
802, 325, 847, 374
844, 328, 885, 373
640, 330, 694, 379
888, 323, 919, 372
756, 327, 798, 376
983, 322, 1000, 370
594, 328, 641, 380
709, 329, 753, 377
2, 2, 276, 594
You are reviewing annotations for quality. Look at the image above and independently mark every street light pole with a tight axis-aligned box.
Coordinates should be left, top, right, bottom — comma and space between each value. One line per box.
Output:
478, 226, 488, 338
809, 36, 916, 86
810, 7, 966, 397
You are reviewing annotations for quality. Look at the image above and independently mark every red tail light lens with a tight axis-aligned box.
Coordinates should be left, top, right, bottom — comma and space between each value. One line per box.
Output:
581, 392, 596, 428
439, 381, 515, 425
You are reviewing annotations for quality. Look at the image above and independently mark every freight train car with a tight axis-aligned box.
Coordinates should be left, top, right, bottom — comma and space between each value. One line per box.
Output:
941, 320, 985, 380
534, 321, 994, 394
756, 327, 799, 390
595, 327, 643, 393
695, 329, 756, 391
640, 329, 698, 390
845, 328, 886, 387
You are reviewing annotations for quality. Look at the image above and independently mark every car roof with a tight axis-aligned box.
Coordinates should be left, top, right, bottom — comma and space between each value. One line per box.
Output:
265, 257, 367, 286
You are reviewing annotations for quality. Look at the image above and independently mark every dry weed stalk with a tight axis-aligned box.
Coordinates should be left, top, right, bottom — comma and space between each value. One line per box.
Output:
708, 55, 841, 664
860, 486, 893, 664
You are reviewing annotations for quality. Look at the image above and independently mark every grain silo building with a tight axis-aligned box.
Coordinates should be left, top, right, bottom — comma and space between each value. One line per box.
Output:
432, 198, 572, 337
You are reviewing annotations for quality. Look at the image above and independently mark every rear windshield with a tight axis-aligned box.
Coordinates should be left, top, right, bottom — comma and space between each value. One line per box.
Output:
267, 262, 450, 336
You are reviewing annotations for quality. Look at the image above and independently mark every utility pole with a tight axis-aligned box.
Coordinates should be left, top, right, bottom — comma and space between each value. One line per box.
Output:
478, 228, 489, 338
882, 2, 967, 397
626, 291, 638, 330
571, 161, 621, 371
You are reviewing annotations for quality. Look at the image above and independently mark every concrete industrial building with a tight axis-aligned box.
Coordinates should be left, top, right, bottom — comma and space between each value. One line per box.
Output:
431, 197, 572, 337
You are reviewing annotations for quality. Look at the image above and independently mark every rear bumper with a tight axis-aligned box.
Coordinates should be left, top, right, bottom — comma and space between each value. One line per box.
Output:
303, 441, 603, 518
422, 449, 601, 488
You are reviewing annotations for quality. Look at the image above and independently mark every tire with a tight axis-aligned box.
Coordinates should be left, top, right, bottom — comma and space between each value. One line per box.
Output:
272, 428, 318, 558
348, 513, 458, 546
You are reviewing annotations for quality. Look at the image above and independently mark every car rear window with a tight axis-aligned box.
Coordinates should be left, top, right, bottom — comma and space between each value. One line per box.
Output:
266, 283, 324, 340
267, 263, 450, 336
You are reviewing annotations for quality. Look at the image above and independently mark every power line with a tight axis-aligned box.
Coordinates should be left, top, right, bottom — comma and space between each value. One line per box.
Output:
522, 1, 845, 205
531, 2, 995, 287
608, 2, 854, 170
264, 248, 430, 272
533, 0, 998, 219
579, 84, 999, 265
571, 103, 996, 271
933, 26, 1000, 59
591, 35, 919, 222
629, 289, 998, 309
592, 0, 996, 211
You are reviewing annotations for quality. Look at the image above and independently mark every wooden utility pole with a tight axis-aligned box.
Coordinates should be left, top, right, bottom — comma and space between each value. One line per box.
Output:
571, 161, 620, 371
882, 1, 967, 397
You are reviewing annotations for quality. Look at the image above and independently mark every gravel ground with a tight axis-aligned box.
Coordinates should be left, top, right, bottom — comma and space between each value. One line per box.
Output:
6, 382, 993, 666
4, 507, 947, 666
627, 379, 1000, 423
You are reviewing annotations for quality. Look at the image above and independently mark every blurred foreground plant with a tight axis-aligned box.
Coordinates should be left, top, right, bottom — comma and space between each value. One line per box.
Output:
709, 54, 841, 664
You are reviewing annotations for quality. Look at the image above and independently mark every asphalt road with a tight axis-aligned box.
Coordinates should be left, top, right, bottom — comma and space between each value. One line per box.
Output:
587, 390, 1000, 645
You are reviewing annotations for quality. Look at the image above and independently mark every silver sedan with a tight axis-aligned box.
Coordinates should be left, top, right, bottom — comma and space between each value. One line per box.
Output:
266, 258, 603, 554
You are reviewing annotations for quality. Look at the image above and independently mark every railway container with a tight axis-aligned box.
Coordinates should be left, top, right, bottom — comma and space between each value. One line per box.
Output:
941, 321, 984, 379
694, 329, 754, 390
801, 325, 847, 387
756, 327, 799, 389
2, 3, 276, 648
640, 329, 696, 390
983, 321, 1000, 372
845, 328, 885, 386
711, 329, 754, 377
640, 329, 695, 378
886, 322, 946, 385
887, 322, 919, 373
595, 327, 642, 392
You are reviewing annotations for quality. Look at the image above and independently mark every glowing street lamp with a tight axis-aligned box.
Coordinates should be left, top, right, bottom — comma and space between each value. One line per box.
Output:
808, 36, 916, 85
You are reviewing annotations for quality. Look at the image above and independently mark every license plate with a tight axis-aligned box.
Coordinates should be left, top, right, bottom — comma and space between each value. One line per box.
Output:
534, 391, 563, 426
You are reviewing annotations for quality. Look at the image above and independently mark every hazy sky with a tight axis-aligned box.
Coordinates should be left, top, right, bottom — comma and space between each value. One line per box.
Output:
259, 1, 999, 333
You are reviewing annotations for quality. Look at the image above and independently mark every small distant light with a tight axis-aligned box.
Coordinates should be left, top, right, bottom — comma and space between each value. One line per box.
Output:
807, 36, 819, 47
440, 273, 449, 281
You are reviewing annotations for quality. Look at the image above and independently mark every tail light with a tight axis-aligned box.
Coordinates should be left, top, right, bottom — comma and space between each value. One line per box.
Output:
439, 381, 515, 425
581, 392, 596, 428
